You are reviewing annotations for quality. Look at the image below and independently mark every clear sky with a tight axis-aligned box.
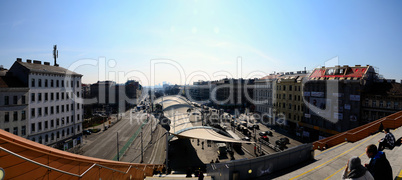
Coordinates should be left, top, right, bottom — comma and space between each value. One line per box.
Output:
0, 0, 401, 85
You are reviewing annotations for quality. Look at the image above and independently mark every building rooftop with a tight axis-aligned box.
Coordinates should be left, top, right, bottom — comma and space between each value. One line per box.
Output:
13, 60, 82, 76
309, 65, 374, 80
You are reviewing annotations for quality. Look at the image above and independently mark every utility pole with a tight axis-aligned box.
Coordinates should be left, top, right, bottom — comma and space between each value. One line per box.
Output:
141, 130, 144, 163
116, 132, 119, 161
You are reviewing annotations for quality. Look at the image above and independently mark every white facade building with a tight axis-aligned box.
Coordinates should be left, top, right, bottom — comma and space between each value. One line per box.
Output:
7, 58, 83, 149
254, 78, 274, 115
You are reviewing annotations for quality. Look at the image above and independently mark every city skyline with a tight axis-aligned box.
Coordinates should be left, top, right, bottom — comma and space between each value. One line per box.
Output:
1, 0, 401, 86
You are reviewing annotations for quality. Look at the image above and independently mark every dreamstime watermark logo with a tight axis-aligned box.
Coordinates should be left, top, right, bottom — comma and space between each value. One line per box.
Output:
64, 55, 342, 128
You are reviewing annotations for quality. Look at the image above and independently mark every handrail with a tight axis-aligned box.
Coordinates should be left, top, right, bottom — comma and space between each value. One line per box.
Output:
0, 146, 142, 177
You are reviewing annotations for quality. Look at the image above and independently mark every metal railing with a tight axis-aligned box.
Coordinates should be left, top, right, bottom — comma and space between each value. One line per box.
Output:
0, 146, 145, 178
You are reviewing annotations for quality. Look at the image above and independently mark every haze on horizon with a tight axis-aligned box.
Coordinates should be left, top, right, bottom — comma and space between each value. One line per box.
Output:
0, 0, 401, 86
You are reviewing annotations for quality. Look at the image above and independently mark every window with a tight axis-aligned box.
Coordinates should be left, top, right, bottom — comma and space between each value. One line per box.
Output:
71, 81, 74, 88
45, 93, 48, 101
13, 111, 18, 121
44, 107, 48, 115
77, 92, 80, 97
38, 122, 42, 131
372, 101, 376, 107
38, 93, 42, 101
56, 118, 59, 126
77, 114, 80, 121
51, 106, 54, 114
62, 118, 65, 125
51, 80, 54, 87
31, 93, 35, 102
21, 126, 26, 136
4, 96, 9, 105
38, 108, 42, 116
39, 136, 42, 144
283, 85, 286, 91
45, 79, 48, 87
38, 79, 42, 87
51, 133, 54, 140
387, 101, 391, 108
4, 128, 9, 132
77, 125, 80, 132
71, 115, 74, 123
56, 106, 59, 113
22, 95, 25, 104
289, 94, 292, 100
67, 116, 69, 124
61, 80, 64, 87
379, 101, 384, 108
5, 112, 9, 122
66, 92, 69, 99
31, 108, 35, 117
56, 80, 59, 87
13, 127, 18, 135
21, 110, 26, 120
45, 135, 48, 143
31, 123, 35, 132
67, 128, 70, 135
61, 93, 64, 100
51, 93, 54, 100
56, 92, 59, 100
57, 131, 60, 138
51, 120, 54, 128
77, 103, 80, 109
61, 105, 64, 112
13, 96, 18, 104
66, 104, 69, 112
395, 102, 399, 109
289, 85, 292, 91
31, 78, 35, 87
71, 103, 74, 110
62, 130, 65, 137
45, 121, 48, 129
77, 81, 79, 87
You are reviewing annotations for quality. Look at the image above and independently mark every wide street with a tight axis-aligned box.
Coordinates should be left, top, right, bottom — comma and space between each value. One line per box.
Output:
81, 109, 166, 164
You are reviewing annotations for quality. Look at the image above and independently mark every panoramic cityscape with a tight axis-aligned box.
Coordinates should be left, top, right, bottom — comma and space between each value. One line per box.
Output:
1, 1, 402, 180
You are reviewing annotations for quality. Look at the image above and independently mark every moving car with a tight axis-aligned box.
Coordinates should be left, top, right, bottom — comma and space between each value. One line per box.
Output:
259, 131, 273, 136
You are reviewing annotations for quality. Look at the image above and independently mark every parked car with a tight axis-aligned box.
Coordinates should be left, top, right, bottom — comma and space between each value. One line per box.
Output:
83, 130, 91, 135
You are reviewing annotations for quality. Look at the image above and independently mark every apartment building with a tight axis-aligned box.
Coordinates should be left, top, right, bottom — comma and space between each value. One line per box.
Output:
6, 58, 83, 150
0, 73, 29, 138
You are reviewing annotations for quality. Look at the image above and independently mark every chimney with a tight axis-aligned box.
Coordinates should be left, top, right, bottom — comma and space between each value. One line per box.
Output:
16, 58, 22, 62
355, 65, 361, 67
44, 62, 50, 65
27, 59, 32, 63
33, 60, 41, 64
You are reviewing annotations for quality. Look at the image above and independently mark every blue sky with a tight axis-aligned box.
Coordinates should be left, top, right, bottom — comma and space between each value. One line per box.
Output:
0, 0, 401, 85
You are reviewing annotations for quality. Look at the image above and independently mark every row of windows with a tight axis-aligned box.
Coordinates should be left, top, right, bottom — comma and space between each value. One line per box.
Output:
275, 102, 305, 112
3, 95, 26, 106
277, 85, 302, 91
364, 100, 400, 109
30, 125, 81, 144
3, 110, 26, 122
31, 78, 80, 88
3, 125, 26, 136
30, 115, 81, 133
30, 104, 81, 118
276, 94, 303, 101
31, 92, 80, 102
